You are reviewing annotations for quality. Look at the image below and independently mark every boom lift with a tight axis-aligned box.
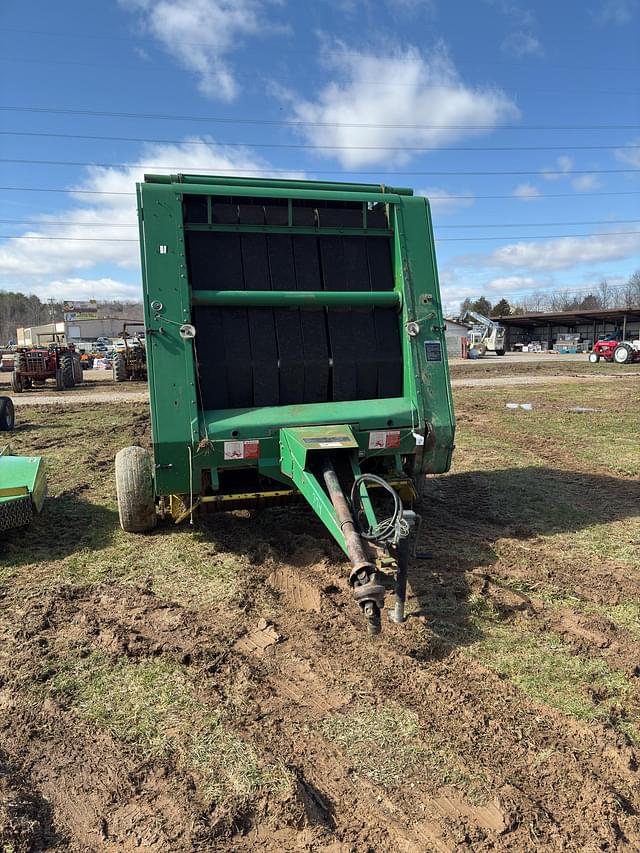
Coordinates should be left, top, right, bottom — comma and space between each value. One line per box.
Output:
462, 311, 506, 357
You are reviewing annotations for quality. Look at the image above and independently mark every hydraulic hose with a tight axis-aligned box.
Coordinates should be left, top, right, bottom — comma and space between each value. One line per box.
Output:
350, 474, 405, 545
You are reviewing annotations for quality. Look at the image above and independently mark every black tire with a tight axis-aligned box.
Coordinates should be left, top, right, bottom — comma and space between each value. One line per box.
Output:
10, 370, 23, 393
73, 354, 83, 384
115, 445, 157, 533
113, 352, 128, 382
60, 354, 75, 389
588, 352, 600, 363
55, 368, 65, 391
496, 350, 505, 356
613, 343, 632, 365
0, 396, 15, 431
0, 495, 33, 532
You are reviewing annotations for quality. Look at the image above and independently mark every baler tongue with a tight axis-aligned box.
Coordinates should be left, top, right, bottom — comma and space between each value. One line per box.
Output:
279, 426, 410, 634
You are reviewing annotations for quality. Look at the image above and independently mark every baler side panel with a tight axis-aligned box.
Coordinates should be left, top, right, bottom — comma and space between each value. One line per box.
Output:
395, 196, 455, 473
139, 183, 199, 496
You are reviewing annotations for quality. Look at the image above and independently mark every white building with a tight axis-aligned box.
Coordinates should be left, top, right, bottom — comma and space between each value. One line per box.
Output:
444, 318, 471, 359
16, 318, 138, 347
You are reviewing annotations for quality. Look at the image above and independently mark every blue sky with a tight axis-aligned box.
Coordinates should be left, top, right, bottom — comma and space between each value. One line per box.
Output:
1, 0, 639, 312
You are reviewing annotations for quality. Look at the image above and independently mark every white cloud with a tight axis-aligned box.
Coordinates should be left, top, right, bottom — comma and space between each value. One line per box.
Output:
0, 139, 301, 297
465, 231, 640, 272
596, 0, 638, 24
572, 174, 602, 191
483, 1, 543, 57
541, 155, 573, 181
332, 0, 436, 16
513, 183, 541, 200
386, 0, 437, 15
486, 275, 539, 291
118, 0, 286, 101
44, 277, 142, 302
501, 31, 542, 57
615, 138, 640, 167
279, 42, 518, 168
416, 187, 475, 215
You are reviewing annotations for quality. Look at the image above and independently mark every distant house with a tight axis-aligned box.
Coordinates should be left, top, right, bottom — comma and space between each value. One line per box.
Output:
444, 318, 471, 359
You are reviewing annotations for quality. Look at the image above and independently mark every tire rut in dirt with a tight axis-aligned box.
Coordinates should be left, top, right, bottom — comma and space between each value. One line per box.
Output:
232, 556, 640, 851
0, 693, 220, 853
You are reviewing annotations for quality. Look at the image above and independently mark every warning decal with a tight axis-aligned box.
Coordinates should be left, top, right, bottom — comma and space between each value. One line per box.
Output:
223, 440, 260, 460
368, 430, 401, 450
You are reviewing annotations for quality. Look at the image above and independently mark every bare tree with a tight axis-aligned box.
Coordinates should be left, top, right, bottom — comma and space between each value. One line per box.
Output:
597, 279, 611, 309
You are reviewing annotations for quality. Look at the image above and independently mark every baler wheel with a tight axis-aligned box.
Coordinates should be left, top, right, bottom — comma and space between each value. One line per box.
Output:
10, 371, 23, 393
113, 352, 128, 382
115, 445, 157, 533
0, 495, 32, 532
60, 354, 75, 389
0, 396, 15, 431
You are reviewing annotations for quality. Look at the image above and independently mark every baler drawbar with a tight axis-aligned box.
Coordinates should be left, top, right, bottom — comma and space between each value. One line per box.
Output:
115, 174, 455, 633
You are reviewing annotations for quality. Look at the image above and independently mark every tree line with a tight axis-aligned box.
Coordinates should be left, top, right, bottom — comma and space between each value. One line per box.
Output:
459, 271, 640, 319
0, 293, 143, 345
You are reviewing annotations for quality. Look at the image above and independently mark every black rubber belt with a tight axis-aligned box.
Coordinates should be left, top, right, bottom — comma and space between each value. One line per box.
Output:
343, 236, 378, 400
366, 237, 403, 398
319, 235, 358, 402
238, 202, 279, 407
292, 235, 330, 403
267, 234, 305, 405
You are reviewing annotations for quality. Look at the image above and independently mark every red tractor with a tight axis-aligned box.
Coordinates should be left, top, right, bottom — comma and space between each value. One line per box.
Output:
11, 343, 83, 392
589, 336, 640, 365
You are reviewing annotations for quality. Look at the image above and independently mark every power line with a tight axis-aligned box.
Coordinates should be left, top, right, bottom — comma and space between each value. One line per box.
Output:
3, 217, 640, 229
2, 27, 639, 73
439, 218, 640, 229
2, 157, 639, 178
2, 129, 639, 154
0, 235, 138, 242
2, 57, 639, 97
3, 230, 640, 243
438, 231, 640, 241
1, 105, 638, 131
2, 185, 640, 201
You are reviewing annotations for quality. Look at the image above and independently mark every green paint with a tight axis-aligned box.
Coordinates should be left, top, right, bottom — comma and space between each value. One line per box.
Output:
191, 290, 401, 308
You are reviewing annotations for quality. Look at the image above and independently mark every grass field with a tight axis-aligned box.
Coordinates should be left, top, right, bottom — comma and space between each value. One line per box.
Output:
0, 367, 639, 852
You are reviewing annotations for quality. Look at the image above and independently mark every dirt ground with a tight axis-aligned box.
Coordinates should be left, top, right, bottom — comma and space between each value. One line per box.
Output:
1, 367, 639, 852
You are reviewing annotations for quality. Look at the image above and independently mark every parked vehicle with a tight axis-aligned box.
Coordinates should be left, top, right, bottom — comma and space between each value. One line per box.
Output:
11, 342, 83, 392
589, 338, 640, 365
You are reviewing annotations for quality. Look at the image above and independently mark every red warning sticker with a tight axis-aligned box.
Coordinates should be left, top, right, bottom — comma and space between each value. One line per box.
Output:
223, 440, 260, 460
368, 430, 401, 450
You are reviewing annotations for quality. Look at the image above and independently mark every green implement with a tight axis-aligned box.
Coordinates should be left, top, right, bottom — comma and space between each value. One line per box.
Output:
0, 445, 46, 531
116, 174, 455, 632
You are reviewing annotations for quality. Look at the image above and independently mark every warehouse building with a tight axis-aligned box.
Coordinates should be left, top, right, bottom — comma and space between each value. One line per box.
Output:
496, 307, 640, 351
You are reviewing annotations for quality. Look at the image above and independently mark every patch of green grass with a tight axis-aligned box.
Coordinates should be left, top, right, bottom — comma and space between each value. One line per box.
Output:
50, 652, 291, 803
466, 620, 639, 741
321, 703, 487, 799
502, 577, 640, 641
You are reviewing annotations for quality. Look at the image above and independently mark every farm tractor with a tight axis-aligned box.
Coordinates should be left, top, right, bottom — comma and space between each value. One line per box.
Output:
589, 337, 640, 365
11, 340, 83, 392
113, 323, 147, 382
461, 310, 506, 357
0, 396, 46, 531
115, 174, 455, 635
